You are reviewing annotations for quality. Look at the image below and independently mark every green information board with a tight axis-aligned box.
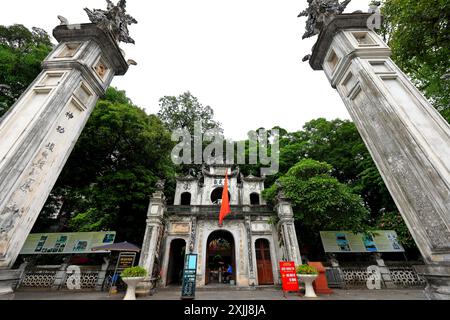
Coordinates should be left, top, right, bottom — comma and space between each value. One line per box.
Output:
320, 230, 404, 253
20, 232, 116, 255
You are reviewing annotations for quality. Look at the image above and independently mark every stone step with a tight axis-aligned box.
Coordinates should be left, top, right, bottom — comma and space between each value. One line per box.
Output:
160, 285, 281, 292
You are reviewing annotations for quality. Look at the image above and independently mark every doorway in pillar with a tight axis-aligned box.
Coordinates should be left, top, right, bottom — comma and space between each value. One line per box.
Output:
256, 238, 274, 285
166, 239, 186, 286
206, 230, 236, 286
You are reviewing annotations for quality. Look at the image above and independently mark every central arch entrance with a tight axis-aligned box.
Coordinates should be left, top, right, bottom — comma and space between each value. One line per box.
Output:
206, 230, 236, 286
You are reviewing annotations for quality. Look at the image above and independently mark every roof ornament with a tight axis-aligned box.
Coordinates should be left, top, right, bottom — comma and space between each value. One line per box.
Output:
155, 179, 166, 192
84, 0, 137, 44
298, 0, 351, 40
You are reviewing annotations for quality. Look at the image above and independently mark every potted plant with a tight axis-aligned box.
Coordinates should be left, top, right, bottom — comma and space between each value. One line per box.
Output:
296, 265, 319, 298
121, 266, 148, 300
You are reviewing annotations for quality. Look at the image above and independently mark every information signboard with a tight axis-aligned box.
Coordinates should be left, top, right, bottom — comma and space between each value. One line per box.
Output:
279, 261, 299, 293
111, 252, 137, 289
320, 230, 405, 253
20, 232, 116, 255
181, 254, 198, 300
116, 252, 136, 271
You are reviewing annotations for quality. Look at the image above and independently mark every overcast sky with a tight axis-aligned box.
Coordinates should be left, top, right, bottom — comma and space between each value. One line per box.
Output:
1, 0, 368, 140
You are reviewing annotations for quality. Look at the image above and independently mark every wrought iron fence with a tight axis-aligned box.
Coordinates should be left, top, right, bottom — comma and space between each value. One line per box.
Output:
166, 205, 274, 216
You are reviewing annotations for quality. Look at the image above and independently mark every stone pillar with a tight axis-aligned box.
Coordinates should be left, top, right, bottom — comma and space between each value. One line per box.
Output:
245, 215, 257, 286
138, 191, 166, 295
96, 257, 110, 291
16, 259, 30, 289
373, 253, 396, 289
276, 195, 302, 266
0, 23, 129, 295
307, 13, 450, 299
52, 260, 70, 291
188, 216, 198, 254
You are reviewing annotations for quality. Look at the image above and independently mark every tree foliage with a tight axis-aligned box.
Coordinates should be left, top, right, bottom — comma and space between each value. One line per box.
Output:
254, 119, 397, 217
34, 88, 176, 244
376, 211, 417, 249
0, 24, 53, 117
158, 91, 222, 134
381, 0, 450, 120
158, 91, 223, 176
263, 159, 370, 236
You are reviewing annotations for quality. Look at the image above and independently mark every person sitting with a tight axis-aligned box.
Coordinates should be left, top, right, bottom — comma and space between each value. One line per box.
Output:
223, 264, 233, 284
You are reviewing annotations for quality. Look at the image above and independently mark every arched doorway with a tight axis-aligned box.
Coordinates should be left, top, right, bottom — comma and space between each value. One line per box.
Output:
250, 193, 260, 205
211, 187, 231, 205
180, 192, 192, 205
255, 239, 274, 285
206, 230, 235, 285
166, 239, 186, 286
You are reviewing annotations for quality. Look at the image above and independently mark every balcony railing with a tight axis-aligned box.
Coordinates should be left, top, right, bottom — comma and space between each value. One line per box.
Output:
166, 205, 274, 217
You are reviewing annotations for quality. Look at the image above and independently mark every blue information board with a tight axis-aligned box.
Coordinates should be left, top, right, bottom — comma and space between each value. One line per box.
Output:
181, 254, 198, 300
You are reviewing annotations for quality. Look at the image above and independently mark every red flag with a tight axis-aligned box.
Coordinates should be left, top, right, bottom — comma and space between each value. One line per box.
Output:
219, 172, 231, 226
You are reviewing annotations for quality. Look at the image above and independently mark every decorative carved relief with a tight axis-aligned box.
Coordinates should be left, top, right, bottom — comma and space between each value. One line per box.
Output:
188, 217, 197, 253
0, 203, 25, 256
170, 223, 190, 234
245, 216, 254, 275
239, 228, 245, 274
94, 58, 109, 80
351, 82, 450, 251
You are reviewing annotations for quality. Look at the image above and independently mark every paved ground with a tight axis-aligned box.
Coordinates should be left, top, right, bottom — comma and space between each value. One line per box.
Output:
12, 287, 427, 300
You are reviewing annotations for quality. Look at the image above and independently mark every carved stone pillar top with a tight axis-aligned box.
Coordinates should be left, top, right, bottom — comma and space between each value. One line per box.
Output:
151, 191, 166, 202
275, 200, 294, 220
309, 13, 384, 70
52, 24, 129, 76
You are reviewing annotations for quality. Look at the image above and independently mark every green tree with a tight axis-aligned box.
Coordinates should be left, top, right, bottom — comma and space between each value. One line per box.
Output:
237, 126, 284, 186
263, 159, 370, 245
34, 88, 176, 244
273, 118, 397, 217
0, 24, 53, 117
380, 0, 450, 121
158, 91, 222, 134
158, 91, 223, 175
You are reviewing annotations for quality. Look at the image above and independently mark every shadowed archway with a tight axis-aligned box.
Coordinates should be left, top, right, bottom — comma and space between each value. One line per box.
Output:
205, 230, 235, 285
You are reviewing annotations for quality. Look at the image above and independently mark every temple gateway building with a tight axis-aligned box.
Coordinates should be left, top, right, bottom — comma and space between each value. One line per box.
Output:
139, 165, 302, 289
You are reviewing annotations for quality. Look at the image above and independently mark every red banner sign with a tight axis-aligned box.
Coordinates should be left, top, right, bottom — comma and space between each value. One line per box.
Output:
279, 261, 299, 292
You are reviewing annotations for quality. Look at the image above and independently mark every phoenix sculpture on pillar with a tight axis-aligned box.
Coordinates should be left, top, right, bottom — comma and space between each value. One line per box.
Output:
298, 0, 351, 39
84, 0, 138, 44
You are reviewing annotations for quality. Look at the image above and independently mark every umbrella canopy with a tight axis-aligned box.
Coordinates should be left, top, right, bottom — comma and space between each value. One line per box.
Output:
91, 241, 141, 252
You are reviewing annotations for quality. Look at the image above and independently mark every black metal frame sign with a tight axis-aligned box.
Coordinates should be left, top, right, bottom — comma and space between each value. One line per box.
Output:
181, 254, 198, 300
111, 252, 136, 288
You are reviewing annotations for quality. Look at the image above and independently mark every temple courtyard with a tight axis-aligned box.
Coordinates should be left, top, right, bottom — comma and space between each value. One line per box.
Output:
13, 288, 426, 300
